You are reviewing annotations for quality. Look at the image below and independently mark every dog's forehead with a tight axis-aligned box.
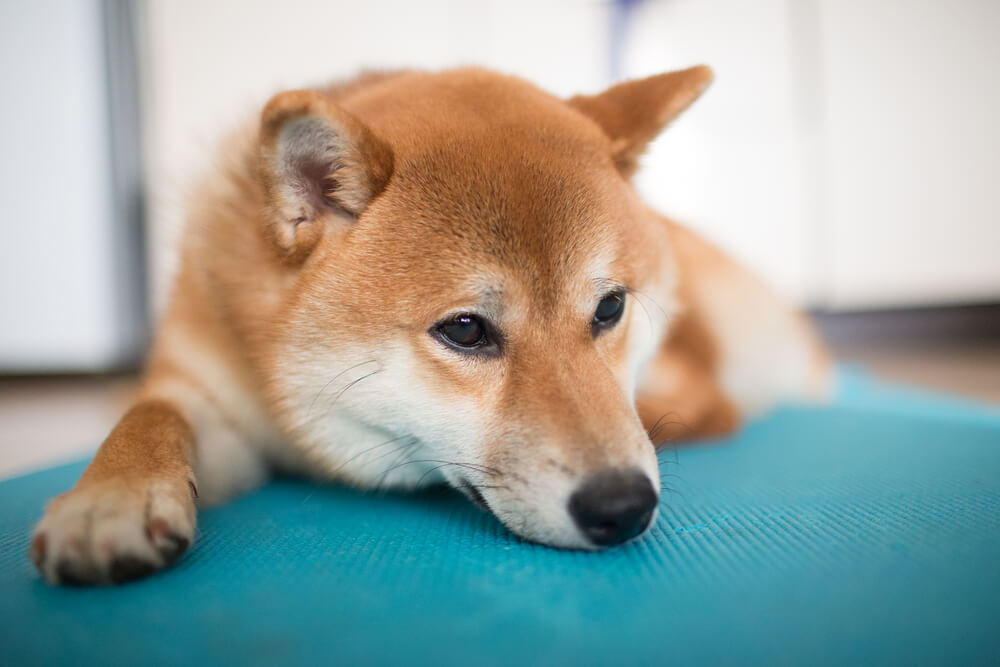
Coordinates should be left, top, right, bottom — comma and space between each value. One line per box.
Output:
355, 69, 624, 238
339, 71, 646, 304
373, 137, 629, 295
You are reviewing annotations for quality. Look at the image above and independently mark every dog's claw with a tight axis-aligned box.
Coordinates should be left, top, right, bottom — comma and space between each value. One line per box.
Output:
29, 533, 47, 569
56, 559, 97, 586
109, 556, 157, 584
160, 533, 190, 566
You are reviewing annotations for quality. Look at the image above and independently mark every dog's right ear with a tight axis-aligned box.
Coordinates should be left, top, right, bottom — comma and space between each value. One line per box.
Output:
258, 90, 394, 261
568, 65, 713, 179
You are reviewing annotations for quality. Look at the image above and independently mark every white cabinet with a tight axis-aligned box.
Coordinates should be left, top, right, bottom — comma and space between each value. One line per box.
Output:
0, 0, 144, 371
623, 0, 823, 304
818, 0, 1000, 308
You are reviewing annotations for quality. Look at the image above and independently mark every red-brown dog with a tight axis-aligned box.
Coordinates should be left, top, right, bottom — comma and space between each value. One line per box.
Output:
31, 66, 829, 585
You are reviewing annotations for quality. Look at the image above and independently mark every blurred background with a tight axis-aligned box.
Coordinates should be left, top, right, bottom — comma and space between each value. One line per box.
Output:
1, 0, 998, 478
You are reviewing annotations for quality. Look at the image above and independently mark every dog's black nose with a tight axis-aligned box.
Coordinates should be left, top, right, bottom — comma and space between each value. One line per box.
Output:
568, 468, 657, 547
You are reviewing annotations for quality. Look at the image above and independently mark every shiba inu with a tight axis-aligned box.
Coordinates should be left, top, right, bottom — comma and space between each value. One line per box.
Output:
30, 65, 830, 585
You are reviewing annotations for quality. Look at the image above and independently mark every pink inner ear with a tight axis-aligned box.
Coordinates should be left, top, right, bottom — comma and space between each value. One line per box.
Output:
280, 117, 358, 218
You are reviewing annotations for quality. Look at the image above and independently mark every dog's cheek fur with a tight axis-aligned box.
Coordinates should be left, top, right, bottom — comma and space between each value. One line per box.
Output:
266, 331, 496, 489
261, 274, 664, 547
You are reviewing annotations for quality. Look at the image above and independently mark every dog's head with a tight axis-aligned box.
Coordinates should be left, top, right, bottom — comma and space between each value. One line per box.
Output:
257, 67, 712, 548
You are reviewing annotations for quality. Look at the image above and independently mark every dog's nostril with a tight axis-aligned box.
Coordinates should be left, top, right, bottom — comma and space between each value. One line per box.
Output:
568, 468, 657, 547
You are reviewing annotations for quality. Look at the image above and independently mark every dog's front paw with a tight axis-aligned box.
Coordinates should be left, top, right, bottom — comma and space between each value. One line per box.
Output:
30, 476, 197, 586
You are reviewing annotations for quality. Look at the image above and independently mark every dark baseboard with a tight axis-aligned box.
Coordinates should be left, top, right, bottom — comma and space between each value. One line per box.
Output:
811, 303, 1000, 347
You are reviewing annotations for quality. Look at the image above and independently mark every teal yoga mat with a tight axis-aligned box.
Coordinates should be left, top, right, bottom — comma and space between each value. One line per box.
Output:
2, 371, 999, 665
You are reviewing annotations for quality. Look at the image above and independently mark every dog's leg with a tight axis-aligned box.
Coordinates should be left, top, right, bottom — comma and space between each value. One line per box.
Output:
636, 218, 830, 446
30, 313, 270, 584
30, 399, 199, 585
635, 321, 741, 445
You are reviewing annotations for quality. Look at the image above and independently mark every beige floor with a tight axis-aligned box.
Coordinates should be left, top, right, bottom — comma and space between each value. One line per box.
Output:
0, 375, 138, 480
834, 340, 1000, 405
1, 341, 998, 481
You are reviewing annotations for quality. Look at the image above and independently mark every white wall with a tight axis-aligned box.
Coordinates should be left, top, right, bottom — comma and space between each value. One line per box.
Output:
142, 0, 1000, 314
142, 0, 611, 312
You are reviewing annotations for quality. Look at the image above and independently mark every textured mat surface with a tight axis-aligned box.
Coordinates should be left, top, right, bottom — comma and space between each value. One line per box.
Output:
2, 372, 999, 666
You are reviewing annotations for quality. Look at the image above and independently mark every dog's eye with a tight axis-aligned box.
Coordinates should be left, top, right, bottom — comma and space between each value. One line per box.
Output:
435, 314, 490, 351
592, 291, 625, 334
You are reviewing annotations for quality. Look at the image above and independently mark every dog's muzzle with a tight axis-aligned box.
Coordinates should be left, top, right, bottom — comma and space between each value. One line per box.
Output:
568, 468, 657, 547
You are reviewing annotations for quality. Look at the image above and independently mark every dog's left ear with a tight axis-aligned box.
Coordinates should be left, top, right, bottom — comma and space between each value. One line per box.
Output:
258, 89, 394, 261
568, 65, 713, 178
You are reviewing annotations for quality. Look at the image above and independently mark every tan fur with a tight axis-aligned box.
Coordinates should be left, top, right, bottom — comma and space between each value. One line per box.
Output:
31, 66, 830, 584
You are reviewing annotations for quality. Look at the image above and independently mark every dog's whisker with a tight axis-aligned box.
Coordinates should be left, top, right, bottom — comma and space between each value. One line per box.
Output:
306, 359, 378, 419
430, 460, 502, 478
380, 458, 501, 481
646, 410, 693, 446
416, 462, 461, 487
652, 436, 683, 450
659, 445, 681, 465
647, 418, 690, 444
648, 419, 684, 440
325, 433, 412, 478
626, 287, 671, 323
646, 412, 670, 436
297, 369, 383, 433
658, 485, 686, 503
656, 455, 682, 469
430, 460, 501, 476
651, 429, 692, 451
375, 438, 423, 490
363, 436, 420, 471
318, 369, 381, 420
628, 288, 655, 331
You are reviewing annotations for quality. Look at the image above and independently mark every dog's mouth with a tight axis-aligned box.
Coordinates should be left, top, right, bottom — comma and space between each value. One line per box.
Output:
457, 478, 491, 511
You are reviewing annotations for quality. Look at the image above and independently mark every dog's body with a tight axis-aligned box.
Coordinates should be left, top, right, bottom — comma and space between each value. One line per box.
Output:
31, 67, 829, 585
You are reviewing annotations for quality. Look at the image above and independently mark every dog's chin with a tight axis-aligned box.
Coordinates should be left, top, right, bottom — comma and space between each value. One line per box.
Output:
453, 476, 654, 551
501, 517, 607, 551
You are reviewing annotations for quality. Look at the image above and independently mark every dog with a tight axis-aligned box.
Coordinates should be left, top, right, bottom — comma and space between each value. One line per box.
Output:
30, 66, 830, 585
